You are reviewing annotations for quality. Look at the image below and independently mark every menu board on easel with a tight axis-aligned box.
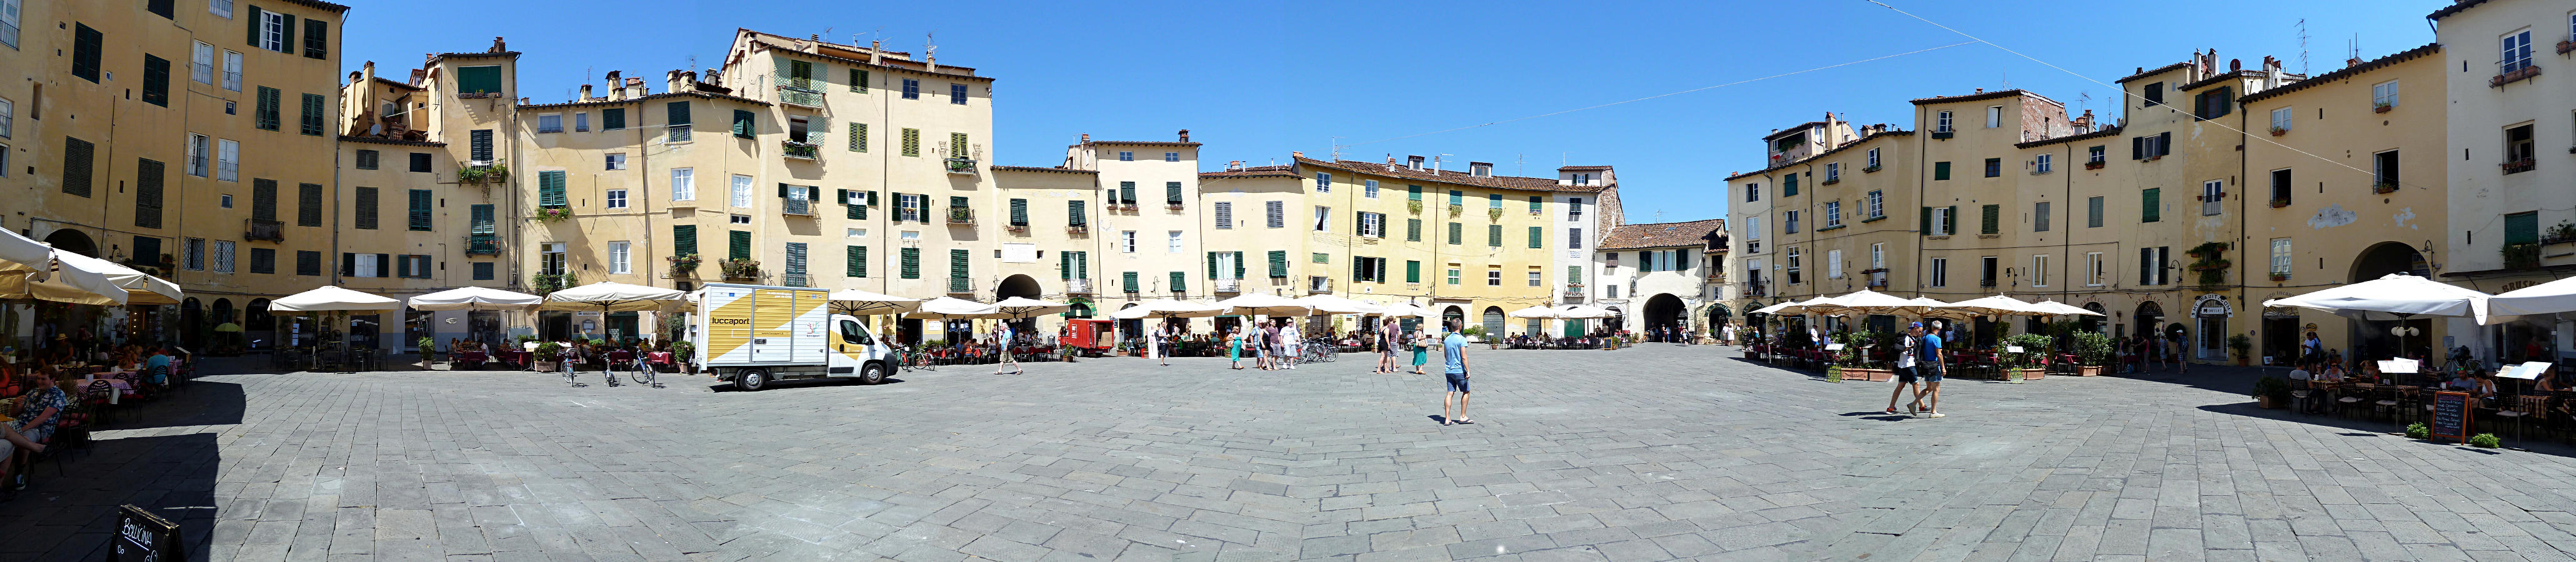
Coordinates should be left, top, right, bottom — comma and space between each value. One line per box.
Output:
109, 504, 184, 562
2429, 391, 2472, 444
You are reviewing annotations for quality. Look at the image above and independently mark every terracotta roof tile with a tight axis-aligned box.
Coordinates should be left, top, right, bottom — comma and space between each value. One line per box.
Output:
1199, 165, 1298, 179
1295, 157, 1604, 193
1724, 129, 1914, 181
2427, 0, 2492, 21
1600, 219, 1727, 250
990, 165, 1096, 175
2116, 62, 2191, 84
2239, 44, 2441, 104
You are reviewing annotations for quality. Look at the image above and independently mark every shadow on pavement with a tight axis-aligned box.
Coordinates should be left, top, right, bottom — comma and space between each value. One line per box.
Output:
0, 432, 219, 562
2195, 401, 2576, 458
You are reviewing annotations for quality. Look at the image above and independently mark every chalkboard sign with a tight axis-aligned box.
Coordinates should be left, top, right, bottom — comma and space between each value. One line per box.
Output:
109, 505, 183, 562
2429, 391, 2472, 444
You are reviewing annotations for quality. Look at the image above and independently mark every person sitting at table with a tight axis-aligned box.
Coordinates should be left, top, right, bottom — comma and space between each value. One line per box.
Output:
2444, 369, 2480, 393
145, 347, 175, 387
2319, 360, 2348, 382
2, 367, 67, 490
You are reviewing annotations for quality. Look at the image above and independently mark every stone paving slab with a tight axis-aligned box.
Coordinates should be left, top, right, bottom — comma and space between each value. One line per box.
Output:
6, 348, 2576, 561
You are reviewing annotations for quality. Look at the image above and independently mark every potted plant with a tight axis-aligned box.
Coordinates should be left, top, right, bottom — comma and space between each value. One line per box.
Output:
531, 272, 577, 294
2372, 181, 2400, 194
2269, 126, 2288, 136
1447, 204, 1463, 217
2407, 422, 2430, 440
2373, 101, 2393, 114
533, 341, 563, 372
2269, 272, 2290, 282
2084, 160, 2106, 170
1839, 330, 1891, 381
2071, 331, 2113, 375
2227, 333, 2254, 366
417, 337, 437, 366
2252, 375, 2290, 408
721, 258, 761, 280
2469, 433, 2501, 448
668, 340, 694, 373
2504, 243, 2542, 270
1406, 199, 1424, 214
2545, 221, 2576, 245
2269, 197, 2291, 209
535, 207, 574, 222
1487, 207, 1505, 221
2003, 333, 2053, 380
667, 254, 702, 277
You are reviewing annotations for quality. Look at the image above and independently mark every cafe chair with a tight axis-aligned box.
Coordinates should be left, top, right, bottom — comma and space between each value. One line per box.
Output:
2373, 387, 2404, 425
2335, 383, 2371, 418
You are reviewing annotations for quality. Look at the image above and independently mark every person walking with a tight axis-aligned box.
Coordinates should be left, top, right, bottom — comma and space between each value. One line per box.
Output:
1375, 318, 1400, 374
1439, 320, 1474, 425
1226, 328, 1244, 370
1886, 322, 1930, 415
2167, 331, 2188, 373
994, 322, 1021, 375
1281, 320, 1302, 370
1917, 321, 1947, 417
1148, 321, 1168, 367
1411, 329, 1432, 375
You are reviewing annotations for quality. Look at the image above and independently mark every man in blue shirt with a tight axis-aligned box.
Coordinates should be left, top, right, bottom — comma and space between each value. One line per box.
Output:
1441, 320, 1474, 426
1918, 321, 1947, 418
146, 347, 175, 384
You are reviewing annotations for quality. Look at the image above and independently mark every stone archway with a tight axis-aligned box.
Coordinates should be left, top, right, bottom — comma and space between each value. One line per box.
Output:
42, 229, 97, 258
996, 274, 1044, 300
1642, 293, 1685, 341
1479, 306, 1505, 337
2349, 242, 2433, 360
181, 298, 205, 349
1441, 305, 1465, 332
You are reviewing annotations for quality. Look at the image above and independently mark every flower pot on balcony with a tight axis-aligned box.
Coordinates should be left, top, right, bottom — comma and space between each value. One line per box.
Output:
2269, 199, 2291, 209
2084, 161, 2105, 170
2077, 365, 2105, 377
2374, 104, 2393, 114
2269, 127, 2287, 136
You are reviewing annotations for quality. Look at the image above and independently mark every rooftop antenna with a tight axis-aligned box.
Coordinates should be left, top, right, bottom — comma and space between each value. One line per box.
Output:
2349, 33, 2359, 63
2295, 19, 2310, 75
1514, 153, 1526, 177
1329, 137, 1344, 160
2076, 91, 2090, 114
1999, 70, 2009, 88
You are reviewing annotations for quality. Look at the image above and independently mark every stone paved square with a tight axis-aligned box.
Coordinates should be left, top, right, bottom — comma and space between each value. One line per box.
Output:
8, 345, 2576, 561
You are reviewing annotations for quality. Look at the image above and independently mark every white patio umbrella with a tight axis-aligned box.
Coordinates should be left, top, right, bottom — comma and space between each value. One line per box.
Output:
1905, 297, 1979, 318
1506, 305, 1562, 319
1110, 298, 1226, 320
1819, 290, 1920, 316
50, 251, 182, 305
1288, 294, 1372, 315
407, 286, 542, 311
539, 282, 688, 312
2262, 274, 2492, 321
0, 244, 128, 305
2479, 275, 2576, 325
903, 296, 999, 320
1222, 293, 1314, 317
1557, 305, 1616, 319
825, 288, 921, 316
1373, 302, 1434, 318
270, 285, 403, 313
1945, 295, 2052, 316
0, 228, 52, 276
989, 297, 1073, 320
2027, 300, 2105, 317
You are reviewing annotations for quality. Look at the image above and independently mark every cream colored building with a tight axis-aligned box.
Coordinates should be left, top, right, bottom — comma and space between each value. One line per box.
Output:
1592, 219, 1728, 338
2434, 0, 2576, 365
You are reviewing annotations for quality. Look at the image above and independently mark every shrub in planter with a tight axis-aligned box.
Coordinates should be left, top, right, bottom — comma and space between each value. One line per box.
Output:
2227, 333, 2254, 365
2469, 433, 2502, 448
417, 337, 438, 363
2252, 376, 2291, 408
2406, 422, 2430, 440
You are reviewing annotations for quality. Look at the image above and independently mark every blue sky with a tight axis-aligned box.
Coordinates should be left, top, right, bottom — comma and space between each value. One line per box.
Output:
341, 0, 2442, 225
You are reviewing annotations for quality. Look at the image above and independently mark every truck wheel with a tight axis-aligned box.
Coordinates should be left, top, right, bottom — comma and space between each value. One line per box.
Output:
736, 368, 769, 391
859, 362, 887, 385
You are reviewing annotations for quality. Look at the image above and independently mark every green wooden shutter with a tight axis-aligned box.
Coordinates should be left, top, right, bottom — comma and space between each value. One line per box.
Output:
246, 6, 259, 46
132, 158, 166, 228
277, 12, 294, 54
1268, 250, 1287, 278
1488, 224, 1503, 247
1009, 199, 1027, 225
1920, 207, 1933, 235
731, 109, 754, 137
1934, 161, 1951, 180
950, 249, 971, 285
901, 248, 921, 279
1069, 200, 1087, 226
298, 183, 323, 226
1447, 222, 1462, 245
302, 17, 326, 58
1406, 260, 1421, 283
1568, 265, 1582, 284
849, 69, 867, 92
1947, 206, 1959, 235
1169, 271, 1186, 293
848, 122, 866, 152
1233, 252, 1246, 280
602, 108, 626, 131
728, 230, 751, 261
951, 133, 970, 159
2141, 189, 2160, 222
1167, 182, 1183, 205
470, 204, 496, 234
847, 245, 866, 277
1408, 185, 1422, 200
666, 101, 691, 126
1980, 204, 1999, 235
1407, 219, 1422, 242
539, 170, 567, 207
1527, 226, 1542, 249
1122, 271, 1139, 292
251, 178, 277, 221
409, 189, 433, 230
1060, 252, 1074, 280
672, 224, 696, 257
141, 55, 170, 107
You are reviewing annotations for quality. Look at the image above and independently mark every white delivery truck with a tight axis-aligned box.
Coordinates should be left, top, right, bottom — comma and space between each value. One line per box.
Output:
689, 283, 894, 390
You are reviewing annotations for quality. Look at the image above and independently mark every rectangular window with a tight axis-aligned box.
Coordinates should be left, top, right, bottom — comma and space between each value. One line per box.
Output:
221, 51, 242, 91
1827, 249, 1842, 279
1824, 200, 1842, 227
71, 24, 102, 82
254, 87, 281, 131
2505, 124, 2536, 169
574, 112, 590, 132
2139, 246, 2167, 285
2035, 154, 2052, 173
1527, 226, 1544, 249
2270, 107, 2293, 133
730, 175, 754, 208
1985, 106, 2002, 128
2506, 211, 2540, 245
1117, 151, 1133, 162
296, 250, 321, 277
1213, 202, 1231, 229
2371, 80, 2399, 108
1984, 157, 2001, 177
606, 241, 631, 274
2193, 86, 2235, 120
671, 224, 697, 257
731, 109, 754, 137
1117, 182, 1136, 205
1447, 222, 1463, 245
1785, 210, 1800, 234
301, 17, 326, 59
727, 230, 752, 262
1407, 219, 1422, 242
1313, 206, 1330, 232
605, 189, 627, 210
1980, 204, 2000, 235
2503, 29, 2535, 73
2085, 252, 2104, 286
1933, 161, 1951, 180
1009, 198, 1029, 227
1567, 228, 1582, 250
2269, 169, 2292, 205
2142, 82, 2164, 106
665, 101, 692, 142
2373, 150, 2399, 188
901, 78, 919, 99
1166, 152, 1180, 162
2034, 201, 2051, 232
782, 243, 807, 286
2202, 180, 2224, 216
352, 149, 379, 170
602, 108, 626, 131
1121, 231, 1136, 253
2087, 196, 2104, 227
847, 122, 866, 152
1364, 179, 1379, 199
1449, 190, 1462, 206
1783, 173, 1798, 196
1359, 212, 1384, 237
1866, 190, 1884, 219
670, 168, 695, 201
299, 93, 324, 136
1266, 200, 1284, 229
191, 41, 214, 84
2140, 188, 2161, 223
950, 83, 969, 105
1447, 268, 1460, 285
536, 114, 562, 133
537, 170, 567, 208
1313, 172, 1330, 192
187, 134, 210, 176
1928, 207, 1952, 235
2088, 145, 2105, 164
2031, 255, 2049, 287
1487, 193, 1502, 209
1825, 162, 1840, 183
402, 188, 432, 230
1785, 248, 1802, 284
901, 128, 920, 156
2269, 238, 2293, 276
1486, 269, 1500, 287
1166, 181, 1184, 205
1745, 183, 1759, 202
468, 129, 493, 162
902, 248, 922, 279
1935, 110, 1953, 132
1068, 200, 1087, 227
1865, 148, 1880, 169
603, 153, 627, 171
210, 240, 234, 273
1487, 224, 1502, 247
1929, 257, 1947, 287
297, 182, 322, 226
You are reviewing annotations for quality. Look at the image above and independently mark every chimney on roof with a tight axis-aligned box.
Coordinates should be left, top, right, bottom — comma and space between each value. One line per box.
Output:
869, 39, 883, 65
490, 37, 507, 52
1291, 150, 1304, 159
1469, 162, 1492, 177
2230, 58, 2242, 71
580, 84, 594, 101
1079, 134, 1089, 144
1974, 87, 1984, 94
2073, 109, 2095, 133
2347, 56, 2363, 68
1406, 155, 1425, 171
664, 70, 684, 96
1229, 160, 1243, 171
1177, 129, 1190, 142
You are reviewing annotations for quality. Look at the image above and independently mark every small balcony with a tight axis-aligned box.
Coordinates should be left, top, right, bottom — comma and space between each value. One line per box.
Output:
1930, 130, 1954, 140
948, 277, 973, 294
946, 208, 975, 225
464, 234, 502, 255
1066, 279, 1094, 294
1066, 224, 1089, 235
1745, 285, 1767, 297
246, 219, 284, 242
944, 158, 979, 175
781, 140, 819, 160
1563, 284, 1585, 298
2490, 62, 2542, 88
1215, 279, 1242, 293
781, 273, 809, 288
782, 197, 815, 217
776, 84, 825, 108
1308, 277, 1333, 293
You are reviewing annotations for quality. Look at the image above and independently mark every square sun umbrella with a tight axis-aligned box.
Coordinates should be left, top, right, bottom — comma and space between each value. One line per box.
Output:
1223, 293, 1316, 317
408, 286, 544, 311
52, 250, 182, 305
2478, 274, 2576, 325
0, 229, 127, 305
2265, 274, 2494, 368
270, 285, 404, 372
1372, 302, 1434, 318
1288, 295, 1372, 315
1111, 298, 1226, 320
825, 288, 922, 316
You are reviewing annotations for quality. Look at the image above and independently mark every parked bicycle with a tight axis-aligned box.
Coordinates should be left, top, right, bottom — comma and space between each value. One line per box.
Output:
1302, 337, 1338, 363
